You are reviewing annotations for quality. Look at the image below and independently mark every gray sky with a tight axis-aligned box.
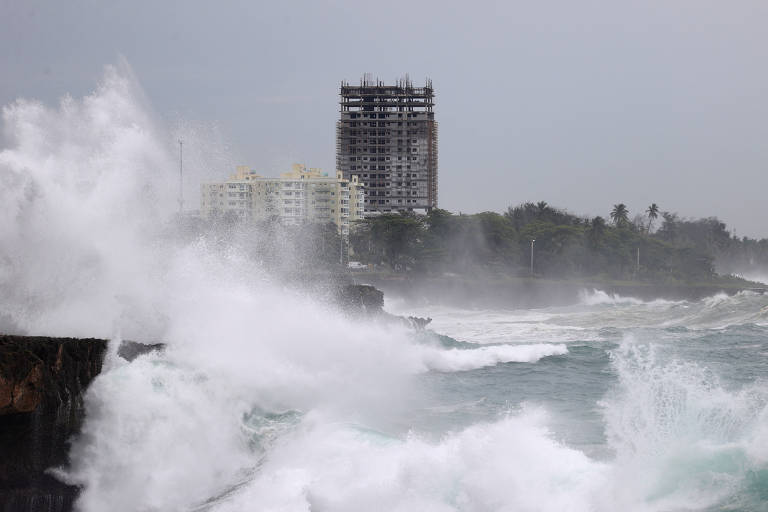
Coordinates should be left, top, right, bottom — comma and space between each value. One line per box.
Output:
2, 0, 767, 237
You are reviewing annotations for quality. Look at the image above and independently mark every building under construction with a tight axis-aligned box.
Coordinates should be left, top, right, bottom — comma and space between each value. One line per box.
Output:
336, 75, 437, 214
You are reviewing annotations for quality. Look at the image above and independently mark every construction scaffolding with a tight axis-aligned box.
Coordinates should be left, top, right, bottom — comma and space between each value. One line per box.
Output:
336, 75, 438, 214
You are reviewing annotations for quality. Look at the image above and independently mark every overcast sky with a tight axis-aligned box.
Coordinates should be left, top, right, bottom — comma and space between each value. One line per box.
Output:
1, 0, 767, 236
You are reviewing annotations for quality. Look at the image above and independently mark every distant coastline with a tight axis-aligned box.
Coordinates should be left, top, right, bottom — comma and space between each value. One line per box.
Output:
347, 204, 768, 293
360, 272, 767, 308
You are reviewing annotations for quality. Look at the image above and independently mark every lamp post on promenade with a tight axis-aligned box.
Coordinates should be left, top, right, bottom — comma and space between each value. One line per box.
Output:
178, 139, 184, 214
530, 239, 536, 277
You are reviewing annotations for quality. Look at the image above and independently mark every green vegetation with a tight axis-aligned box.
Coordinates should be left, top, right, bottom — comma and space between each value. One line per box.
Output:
350, 202, 768, 287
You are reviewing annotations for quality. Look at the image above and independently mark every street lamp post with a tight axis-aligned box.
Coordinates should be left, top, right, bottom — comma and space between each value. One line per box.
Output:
178, 139, 184, 214
530, 239, 536, 277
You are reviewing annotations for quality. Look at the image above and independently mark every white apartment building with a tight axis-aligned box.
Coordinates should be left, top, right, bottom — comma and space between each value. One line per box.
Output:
200, 164, 365, 235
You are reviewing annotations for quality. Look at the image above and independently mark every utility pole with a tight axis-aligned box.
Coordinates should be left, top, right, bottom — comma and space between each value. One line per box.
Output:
530, 239, 536, 277
178, 139, 184, 214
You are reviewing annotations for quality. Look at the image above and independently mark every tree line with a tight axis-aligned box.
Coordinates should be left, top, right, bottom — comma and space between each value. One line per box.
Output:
349, 202, 767, 284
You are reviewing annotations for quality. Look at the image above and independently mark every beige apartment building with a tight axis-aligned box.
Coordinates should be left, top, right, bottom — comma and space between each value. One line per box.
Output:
200, 164, 365, 235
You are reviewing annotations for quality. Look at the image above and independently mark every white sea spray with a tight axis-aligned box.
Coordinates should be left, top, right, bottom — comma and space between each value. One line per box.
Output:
4, 64, 768, 512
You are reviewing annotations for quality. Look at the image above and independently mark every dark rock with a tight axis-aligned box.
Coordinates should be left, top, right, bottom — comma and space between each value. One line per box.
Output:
0, 335, 107, 511
117, 340, 165, 362
334, 284, 435, 330
406, 316, 432, 330
334, 284, 385, 316
1, 475, 78, 512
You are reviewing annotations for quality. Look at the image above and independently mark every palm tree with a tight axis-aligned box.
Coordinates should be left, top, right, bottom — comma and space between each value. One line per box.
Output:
535, 201, 549, 220
646, 203, 659, 233
610, 204, 629, 227
588, 216, 606, 247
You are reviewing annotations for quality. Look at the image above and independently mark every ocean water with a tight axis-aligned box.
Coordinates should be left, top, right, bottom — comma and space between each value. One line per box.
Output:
389, 291, 768, 512
2, 65, 768, 511
59, 289, 768, 512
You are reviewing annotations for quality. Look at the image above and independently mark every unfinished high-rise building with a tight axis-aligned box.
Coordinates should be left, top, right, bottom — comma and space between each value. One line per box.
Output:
336, 75, 437, 214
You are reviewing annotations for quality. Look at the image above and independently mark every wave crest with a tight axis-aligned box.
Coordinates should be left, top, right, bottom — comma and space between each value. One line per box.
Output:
419, 343, 567, 372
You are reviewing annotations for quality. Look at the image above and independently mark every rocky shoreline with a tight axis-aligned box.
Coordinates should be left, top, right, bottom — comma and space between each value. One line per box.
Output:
0, 335, 107, 512
0, 283, 431, 511
4, 276, 758, 510
0, 336, 173, 512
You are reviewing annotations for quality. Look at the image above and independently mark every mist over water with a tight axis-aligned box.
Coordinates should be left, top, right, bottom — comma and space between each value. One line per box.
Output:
739, 272, 768, 287
3, 66, 768, 511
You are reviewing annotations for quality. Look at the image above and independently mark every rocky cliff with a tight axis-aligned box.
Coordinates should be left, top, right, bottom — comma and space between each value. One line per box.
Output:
334, 283, 385, 315
0, 283, 403, 511
0, 336, 107, 512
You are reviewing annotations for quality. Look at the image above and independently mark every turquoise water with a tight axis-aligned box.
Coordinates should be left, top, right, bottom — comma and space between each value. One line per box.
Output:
389, 290, 768, 511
